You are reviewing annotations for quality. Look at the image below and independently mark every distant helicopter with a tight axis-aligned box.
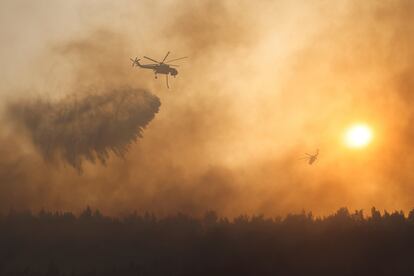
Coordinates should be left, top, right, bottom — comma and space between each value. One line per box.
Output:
130, 51, 187, 88
300, 149, 319, 165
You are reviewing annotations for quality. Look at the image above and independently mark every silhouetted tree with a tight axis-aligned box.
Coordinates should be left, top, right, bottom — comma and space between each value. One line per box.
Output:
2, 207, 414, 275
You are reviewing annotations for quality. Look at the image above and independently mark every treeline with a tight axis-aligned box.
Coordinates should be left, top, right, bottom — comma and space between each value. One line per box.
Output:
1, 207, 414, 275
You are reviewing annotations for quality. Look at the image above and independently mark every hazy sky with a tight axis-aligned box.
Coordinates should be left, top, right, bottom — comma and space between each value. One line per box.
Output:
1, 0, 414, 217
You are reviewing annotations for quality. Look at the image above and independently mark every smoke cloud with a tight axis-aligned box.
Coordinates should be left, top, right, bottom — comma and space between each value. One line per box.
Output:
2, 0, 414, 217
8, 88, 160, 172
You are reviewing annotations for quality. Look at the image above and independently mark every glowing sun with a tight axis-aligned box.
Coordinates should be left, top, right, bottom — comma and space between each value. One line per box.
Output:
344, 124, 373, 149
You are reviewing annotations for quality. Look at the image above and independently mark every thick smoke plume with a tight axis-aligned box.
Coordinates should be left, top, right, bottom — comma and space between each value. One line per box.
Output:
3, 0, 414, 216
8, 88, 160, 172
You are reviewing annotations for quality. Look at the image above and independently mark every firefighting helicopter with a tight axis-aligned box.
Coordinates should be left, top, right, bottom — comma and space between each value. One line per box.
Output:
300, 149, 319, 165
130, 51, 187, 88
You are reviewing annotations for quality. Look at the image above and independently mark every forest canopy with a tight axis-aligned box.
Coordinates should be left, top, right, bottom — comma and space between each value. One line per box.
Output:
1, 207, 414, 276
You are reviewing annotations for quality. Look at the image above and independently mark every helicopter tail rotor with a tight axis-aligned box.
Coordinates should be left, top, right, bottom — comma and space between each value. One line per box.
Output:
130, 57, 140, 67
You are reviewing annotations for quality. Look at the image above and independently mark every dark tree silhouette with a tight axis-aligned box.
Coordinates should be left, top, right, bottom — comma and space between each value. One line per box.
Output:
2, 207, 414, 275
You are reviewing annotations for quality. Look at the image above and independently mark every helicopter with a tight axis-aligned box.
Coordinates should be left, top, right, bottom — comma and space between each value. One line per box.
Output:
300, 149, 319, 165
130, 51, 187, 88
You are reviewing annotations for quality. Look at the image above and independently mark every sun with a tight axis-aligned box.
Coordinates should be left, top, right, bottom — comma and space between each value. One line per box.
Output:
344, 123, 373, 149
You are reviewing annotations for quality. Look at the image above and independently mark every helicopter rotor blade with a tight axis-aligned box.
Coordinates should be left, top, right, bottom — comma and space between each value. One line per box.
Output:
166, 56, 188, 63
166, 74, 169, 89
161, 51, 170, 64
144, 56, 160, 64
130, 57, 140, 67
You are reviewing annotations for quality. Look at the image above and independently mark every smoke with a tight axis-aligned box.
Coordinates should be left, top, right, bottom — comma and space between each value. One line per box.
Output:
2, 0, 414, 217
8, 88, 160, 172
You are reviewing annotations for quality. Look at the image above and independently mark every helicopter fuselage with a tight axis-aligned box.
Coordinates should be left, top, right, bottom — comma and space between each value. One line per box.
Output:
309, 155, 317, 165
138, 63, 178, 76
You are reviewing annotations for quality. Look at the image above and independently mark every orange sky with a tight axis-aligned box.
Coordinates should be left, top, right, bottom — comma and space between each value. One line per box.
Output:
0, 0, 414, 217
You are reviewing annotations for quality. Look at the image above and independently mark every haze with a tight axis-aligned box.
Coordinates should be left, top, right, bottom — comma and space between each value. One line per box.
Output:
0, 0, 413, 217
